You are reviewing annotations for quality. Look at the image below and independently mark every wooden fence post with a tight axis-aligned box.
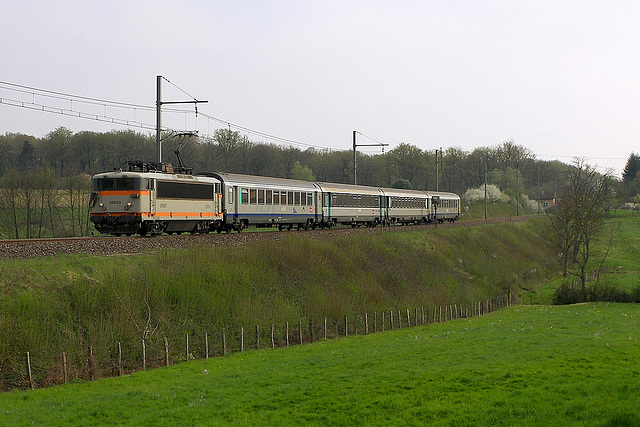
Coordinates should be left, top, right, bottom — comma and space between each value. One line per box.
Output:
88, 346, 95, 381
222, 329, 227, 356
390, 311, 394, 329
26, 352, 34, 390
205, 332, 209, 359
117, 343, 122, 376
164, 336, 170, 366
271, 324, 275, 349
286, 322, 290, 347
256, 325, 260, 350
142, 340, 146, 370
299, 320, 303, 345
344, 315, 348, 337
62, 352, 68, 384
365, 313, 369, 335
323, 317, 327, 340
185, 334, 189, 361
406, 308, 410, 327
240, 327, 244, 352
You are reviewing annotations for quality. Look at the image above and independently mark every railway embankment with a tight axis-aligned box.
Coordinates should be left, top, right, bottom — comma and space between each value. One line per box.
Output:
0, 216, 555, 389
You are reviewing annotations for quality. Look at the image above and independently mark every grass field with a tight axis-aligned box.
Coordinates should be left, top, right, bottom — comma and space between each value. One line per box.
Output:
1, 303, 638, 426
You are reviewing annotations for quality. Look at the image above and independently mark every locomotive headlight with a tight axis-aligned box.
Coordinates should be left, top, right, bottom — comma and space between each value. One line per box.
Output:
99, 202, 106, 211
125, 202, 132, 210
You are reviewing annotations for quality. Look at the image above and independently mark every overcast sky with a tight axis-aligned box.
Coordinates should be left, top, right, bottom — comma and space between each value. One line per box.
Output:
1, 1, 638, 176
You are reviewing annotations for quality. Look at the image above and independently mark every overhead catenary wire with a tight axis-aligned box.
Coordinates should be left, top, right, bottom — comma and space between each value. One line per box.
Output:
0, 80, 345, 152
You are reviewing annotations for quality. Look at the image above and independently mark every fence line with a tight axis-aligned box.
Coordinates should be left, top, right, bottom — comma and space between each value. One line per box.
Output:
4, 291, 514, 392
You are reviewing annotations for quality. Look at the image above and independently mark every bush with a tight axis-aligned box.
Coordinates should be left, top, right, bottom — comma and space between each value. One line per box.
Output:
553, 280, 640, 305
462, 184, 510, 204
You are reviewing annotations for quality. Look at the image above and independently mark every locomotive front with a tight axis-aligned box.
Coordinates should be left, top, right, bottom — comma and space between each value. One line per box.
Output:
90, 171, 153, 236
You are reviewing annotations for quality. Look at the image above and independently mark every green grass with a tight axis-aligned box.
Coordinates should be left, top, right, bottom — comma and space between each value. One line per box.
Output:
0, 219, 557, 375
1, 303, 638, 425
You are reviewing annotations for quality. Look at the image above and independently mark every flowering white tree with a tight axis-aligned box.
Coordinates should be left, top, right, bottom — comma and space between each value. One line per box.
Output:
462, 184, 511, 204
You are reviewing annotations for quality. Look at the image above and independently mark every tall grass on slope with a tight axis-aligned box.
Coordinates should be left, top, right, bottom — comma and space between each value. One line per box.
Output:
0, 219, 556, 388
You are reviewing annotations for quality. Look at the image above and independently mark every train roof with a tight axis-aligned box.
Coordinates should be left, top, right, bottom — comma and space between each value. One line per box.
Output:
425, 190, 460, 199
208, 172, 317, 191
378, 187, 428, 198
92, 170, 220, 183
313, 182, 383, 195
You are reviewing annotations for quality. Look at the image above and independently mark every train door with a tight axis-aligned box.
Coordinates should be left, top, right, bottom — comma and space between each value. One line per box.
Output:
383, 195, 390, 224
315, 191, 320, 222
325, 192, 331, 218
147, 178, 156, 215
234, 186, 242, 223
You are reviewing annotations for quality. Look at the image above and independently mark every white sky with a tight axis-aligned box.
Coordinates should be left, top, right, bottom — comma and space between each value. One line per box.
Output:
1, 0, 638, 177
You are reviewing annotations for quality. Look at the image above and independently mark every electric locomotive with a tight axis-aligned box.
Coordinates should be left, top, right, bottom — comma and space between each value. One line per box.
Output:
90, 161, 223, 236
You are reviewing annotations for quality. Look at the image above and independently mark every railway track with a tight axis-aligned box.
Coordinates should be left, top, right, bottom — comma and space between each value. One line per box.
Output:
0, 216, 533, 260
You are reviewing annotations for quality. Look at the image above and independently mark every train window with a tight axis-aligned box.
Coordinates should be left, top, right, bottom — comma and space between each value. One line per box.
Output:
300, 192, 306, 206
241, 189, 248, 204
287, 191, 294, 206
115, 178, 135, 190
94, 178, 113, 191
280, 191, 287, 205
157, 181, 214, 200
258, 189, 265, 205
229, 188, 234, 204
266, 190, 273, 204
307, 193, 313, 206
250, 189, 257, 204
294, 192, 301, 206
273, 190, 280, 205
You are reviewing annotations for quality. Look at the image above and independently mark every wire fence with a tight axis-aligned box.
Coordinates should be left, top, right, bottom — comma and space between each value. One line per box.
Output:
0, 292, 514, 392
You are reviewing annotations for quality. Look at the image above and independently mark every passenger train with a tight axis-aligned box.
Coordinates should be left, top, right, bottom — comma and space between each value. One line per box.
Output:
90, 161, 460, 236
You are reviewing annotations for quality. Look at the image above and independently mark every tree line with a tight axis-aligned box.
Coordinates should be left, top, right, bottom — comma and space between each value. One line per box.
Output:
1, 126, 638, 238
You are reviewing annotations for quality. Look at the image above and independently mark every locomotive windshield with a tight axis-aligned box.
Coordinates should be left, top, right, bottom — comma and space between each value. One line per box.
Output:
93, 177, 140, 191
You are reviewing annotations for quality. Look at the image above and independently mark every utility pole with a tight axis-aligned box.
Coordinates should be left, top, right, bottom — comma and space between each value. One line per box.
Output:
484, 160, 488, 220
516, 169, 520, 217
156, 76, 162, 162
353, 131, 388, 185
435, 149, 439, 191
537, 170, 541, 214
156, 75, 208, 163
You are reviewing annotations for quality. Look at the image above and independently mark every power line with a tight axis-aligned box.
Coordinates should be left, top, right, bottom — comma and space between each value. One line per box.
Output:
196, 111, 345, 151
0, 80, 348, 152
0, 80, 152, 110
0, 97, 157, 131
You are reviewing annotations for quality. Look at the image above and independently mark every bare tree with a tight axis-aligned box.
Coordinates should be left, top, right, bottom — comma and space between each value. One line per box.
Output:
548, 159, 613, 298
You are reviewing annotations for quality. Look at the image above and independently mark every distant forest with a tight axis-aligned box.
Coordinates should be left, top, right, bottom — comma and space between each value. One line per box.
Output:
1, 127, 639, 217
0, 127, 590, 194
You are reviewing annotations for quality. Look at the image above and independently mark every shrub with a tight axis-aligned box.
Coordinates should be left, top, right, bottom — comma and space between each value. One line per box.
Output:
462, 184, 510, 204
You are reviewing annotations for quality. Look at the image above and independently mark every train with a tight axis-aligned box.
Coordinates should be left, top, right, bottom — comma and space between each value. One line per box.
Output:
89, 160, 460, 236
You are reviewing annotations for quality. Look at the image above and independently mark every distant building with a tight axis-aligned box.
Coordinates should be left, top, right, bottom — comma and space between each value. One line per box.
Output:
539, 191, 557, 211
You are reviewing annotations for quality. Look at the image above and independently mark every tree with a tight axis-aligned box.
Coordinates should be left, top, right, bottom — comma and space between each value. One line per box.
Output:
391, 179, 411, 189
548, 159, 612, 297
622, 153, 640, 200
291, 161, 315, 181
387, 143, 426, 190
